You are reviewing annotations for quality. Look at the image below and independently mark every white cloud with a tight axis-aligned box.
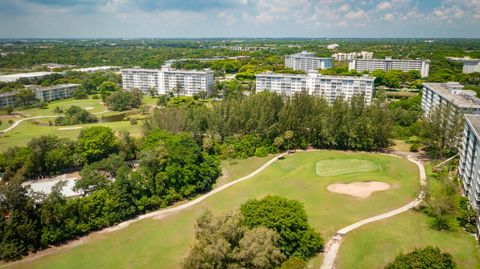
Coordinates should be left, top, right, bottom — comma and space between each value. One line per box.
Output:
377, 1, 392, 10
383, 13, 395, 21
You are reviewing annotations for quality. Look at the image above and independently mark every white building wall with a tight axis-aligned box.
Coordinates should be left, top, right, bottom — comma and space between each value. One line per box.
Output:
255, 72, 374, 104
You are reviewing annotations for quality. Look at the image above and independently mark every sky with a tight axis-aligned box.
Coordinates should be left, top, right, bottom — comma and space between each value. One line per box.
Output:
0, 0, 479, 38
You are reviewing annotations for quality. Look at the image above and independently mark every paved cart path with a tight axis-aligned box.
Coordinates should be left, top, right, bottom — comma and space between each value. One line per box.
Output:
0, 110, 110, 134
320, 153, 427, 269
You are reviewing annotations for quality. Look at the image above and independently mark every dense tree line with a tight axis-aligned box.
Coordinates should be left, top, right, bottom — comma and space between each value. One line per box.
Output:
0, 127, 220, 261
184, 196, 322, 269
145, 92, 394, 158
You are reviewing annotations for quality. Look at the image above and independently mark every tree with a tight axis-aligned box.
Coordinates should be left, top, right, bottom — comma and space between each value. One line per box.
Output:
226, 144, 235, 164
72, 86, 88, 99
105, 89, 143, 111
97, 81, 119, 102
4, 105, 13, 115
385, 246, 456, 269
284, 131, 294, 152
76, 126, 119, 163
183, 211, 285, 269
240, 196, 323, 259
55, 106, 97, 126
15, 89, 37, 107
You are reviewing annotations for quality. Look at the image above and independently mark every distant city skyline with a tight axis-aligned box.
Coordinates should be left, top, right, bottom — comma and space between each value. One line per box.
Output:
0, 0, 479, 38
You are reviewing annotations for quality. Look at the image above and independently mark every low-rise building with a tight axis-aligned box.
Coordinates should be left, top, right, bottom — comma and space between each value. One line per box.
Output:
121, 66, 214, 96
0, 84, 79, 108
33, 84, 80, 102
255, 71, 374, 105
0, 92, 16, 109
285, 51, 332, 72
421, 82, 480, 116
458, 114, 480, 236
349, 57, 430, 78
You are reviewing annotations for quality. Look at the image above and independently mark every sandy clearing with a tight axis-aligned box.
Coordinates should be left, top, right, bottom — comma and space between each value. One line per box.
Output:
327, 181, 390, 198
57, 126, 82, 130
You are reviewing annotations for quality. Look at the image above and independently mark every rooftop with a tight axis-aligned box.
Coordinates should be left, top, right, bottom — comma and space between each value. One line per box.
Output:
354, 57, 430, 63
447, 57, 480, 63
424, 82, 480, 108
256, 71, 374, 81
0, 71, 54, 82
32, 83, 80, 92
465, 114, 480, 138
22, 174, 83, 199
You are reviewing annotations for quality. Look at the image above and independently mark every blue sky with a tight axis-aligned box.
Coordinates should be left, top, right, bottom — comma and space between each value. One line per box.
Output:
0, 0, 479, 38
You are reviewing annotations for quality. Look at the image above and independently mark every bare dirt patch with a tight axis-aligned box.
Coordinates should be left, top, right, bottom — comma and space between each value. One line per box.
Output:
327, 181, 390, 198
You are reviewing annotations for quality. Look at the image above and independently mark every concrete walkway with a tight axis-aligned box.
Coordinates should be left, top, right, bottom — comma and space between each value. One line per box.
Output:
320, 154, 427, 269
0, 115, 58, 134
0, 110, 110, 134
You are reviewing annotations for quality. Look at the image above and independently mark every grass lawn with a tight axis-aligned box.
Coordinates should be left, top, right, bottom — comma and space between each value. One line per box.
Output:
215, 154, 276, 187
0, 115, 21, 131
16, 98, 107, 117
0, 120, 142, 150
336, 211, 480, 269
8, 151, 421, 269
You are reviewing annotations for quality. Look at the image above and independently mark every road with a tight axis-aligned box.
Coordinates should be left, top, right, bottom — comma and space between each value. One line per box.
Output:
319, 153, 427, 269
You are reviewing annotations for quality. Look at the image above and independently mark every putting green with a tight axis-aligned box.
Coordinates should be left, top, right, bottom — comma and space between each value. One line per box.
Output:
316, 159, 379, 177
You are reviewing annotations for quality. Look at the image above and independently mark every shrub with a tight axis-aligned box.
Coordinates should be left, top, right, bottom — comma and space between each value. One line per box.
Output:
385, 246, 456, 269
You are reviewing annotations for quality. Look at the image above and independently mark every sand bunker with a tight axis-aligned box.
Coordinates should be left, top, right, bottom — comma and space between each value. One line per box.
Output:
327, 181, 390, 198
57, 126, 82, 131
84, 107, 94, 110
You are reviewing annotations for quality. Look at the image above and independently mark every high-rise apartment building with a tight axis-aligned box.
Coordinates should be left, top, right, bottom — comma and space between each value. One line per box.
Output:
458, 114, 480, 237
285, 51, 332, 72
348, 57, 430, 78
255, 71, 374, 105
121, 66, 214, 96
448, 57, 480, 74
332, 51, 373, 61
421, 82, 480, 116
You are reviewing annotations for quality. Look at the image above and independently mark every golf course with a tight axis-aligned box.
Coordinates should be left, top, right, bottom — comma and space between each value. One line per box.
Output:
3, 150, 439, 269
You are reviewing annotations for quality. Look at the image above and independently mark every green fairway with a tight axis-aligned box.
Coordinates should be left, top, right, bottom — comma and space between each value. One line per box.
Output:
0, 120, 142, 149
336, 211, 480, 269
16, 98, 107, 117
316, 158, 380, 177
8, 151, 421, 269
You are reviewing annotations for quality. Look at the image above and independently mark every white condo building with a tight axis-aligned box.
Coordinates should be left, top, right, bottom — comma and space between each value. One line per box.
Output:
285, 51, 332, 72
448, 57, 480, 74
255, 71, 374, 105
349, 57, 430, 78
458, 114, 480, 236
421, 82, 480, 116
122, 66, 214, 96
332, 51, 373, 61
0, 84, 80, 109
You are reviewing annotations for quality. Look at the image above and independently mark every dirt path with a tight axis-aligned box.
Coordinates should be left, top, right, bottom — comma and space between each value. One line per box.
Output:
1, 152, 287, 267
320, 153, 427, 269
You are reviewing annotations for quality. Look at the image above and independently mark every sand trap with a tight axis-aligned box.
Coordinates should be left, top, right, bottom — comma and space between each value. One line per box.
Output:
327, 181, 390, 198
84, 107, 94, 110
57, 126, 82, 131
